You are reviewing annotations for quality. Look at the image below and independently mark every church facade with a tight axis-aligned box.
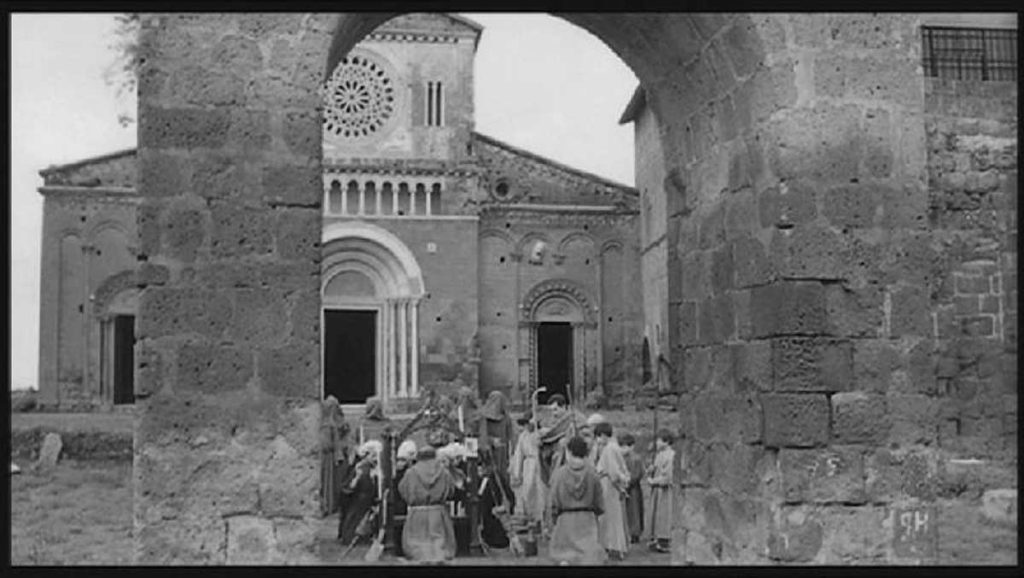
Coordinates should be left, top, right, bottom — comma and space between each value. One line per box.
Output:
35, 13, 643, 413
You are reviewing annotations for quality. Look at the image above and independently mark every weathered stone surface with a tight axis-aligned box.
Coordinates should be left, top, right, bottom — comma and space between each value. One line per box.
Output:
750, 281, 828, 337
772, 337, 853, 392
831, 392, 889, 444
35, 432, 63, 469
731, 340, 772, 392
890, 285, 932, 337
762, 394, 830, 448
980, 489, 1018, 526
887, 395, 939, 447
139, 106, 232, 150
781, 446, 866, 504
758, 180, 817, 229
138, 288, 233, 340
891, 505, 938, 561
865, 449, 938, 503
826, 283, 884, 338
226, 515, 276, 565
274, 208, 320, 261
731, 236, 773, 288
818, 505, 891, 565
768, 506, 824, 562
177, 343, 253, 392
257, 343, 319, 397
209, 204, 274, 258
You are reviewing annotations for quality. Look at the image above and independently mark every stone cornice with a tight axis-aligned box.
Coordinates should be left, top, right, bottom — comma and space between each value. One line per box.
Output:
38, 186, 140, 202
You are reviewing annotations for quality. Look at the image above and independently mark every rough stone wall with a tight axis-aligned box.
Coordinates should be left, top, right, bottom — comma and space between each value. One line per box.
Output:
36, 189, 139, 411
133, 13, 334, 564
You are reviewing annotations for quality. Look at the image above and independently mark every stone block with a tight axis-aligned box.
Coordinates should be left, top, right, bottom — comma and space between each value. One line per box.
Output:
731, 341, 772, 392
852, 339, 899, 393
780, 446, 866, 504
164, 205, 207, 262
887, 395, 939, 447
210, 204, 274, 259
826, 283, 884, 338
891, 506, 938, 561
818, 505, 891, 565
140, 151, 190, 198
211, 35, 264, 74
757, 180, 817, 229
226, 515, 277, 565
980, 489, 1018, 526
732, 236, 773, 289
227, 110, 272, 152
770, 223, 850, 281
765, 103, 863, 182
288, 290, 321, 345
711, 442, 766, 495
261, 163, 322, 207
762, 393, 830, 448
282, 111, 320, 158
890, 285, 932, 337
35, 432, 63, 469
710, 245, 734, 294
191, 154, 255, 201
772, 337, 853, 392
866, 449, 938, 503
136, 263, 170, 288
274, 208, 320, 262
880, 183, 930, 230
831, 392, 889, 444
822, 183, 882, 229
698, 203, 727, 250
955, 274, 990, 295
732, 289, 753, 339
168, 64, 248, 106
257, 343, 319, 397
139, 105, 231, 150
139, 203, 163, 256
258, 439, 319, 517
960, 315, 995, 337
768, 507, 824, 563
138, 288, 233, 340
750, 280, 828, 337
177, 343, 253, 393
904, 339, 938, 395
814, 52, 921, 105
134, 342, 165, 398
698, 293, 735, 344
229, 289, 289, 347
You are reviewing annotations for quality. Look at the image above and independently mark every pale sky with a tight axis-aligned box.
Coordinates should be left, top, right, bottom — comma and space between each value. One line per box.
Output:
8, 13, 638, 390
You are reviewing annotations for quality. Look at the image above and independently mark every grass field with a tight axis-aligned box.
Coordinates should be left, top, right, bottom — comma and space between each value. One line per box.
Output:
11, 460, 133, 566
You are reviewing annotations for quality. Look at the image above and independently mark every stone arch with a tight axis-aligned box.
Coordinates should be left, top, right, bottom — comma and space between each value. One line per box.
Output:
557, 231, 596, 254
515, 231, 555, 257
600, 238, 625, 254
86, 219, 130, 240
479, 228, 515, 246
322, 220, 424, 299
521, 278, 596, 326
93, 269, 140, 316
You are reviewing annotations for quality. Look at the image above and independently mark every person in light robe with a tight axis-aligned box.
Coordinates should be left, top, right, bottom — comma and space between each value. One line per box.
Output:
593, 422, 629, 560
645, 429, 675, 554
510, 413, 546, 526
398, 445, 459, 563
547, 435, 607, 566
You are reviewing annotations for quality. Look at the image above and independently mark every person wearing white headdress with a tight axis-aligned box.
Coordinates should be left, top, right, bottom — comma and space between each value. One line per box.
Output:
393, 439, 418, 520
337, 439, 380, 545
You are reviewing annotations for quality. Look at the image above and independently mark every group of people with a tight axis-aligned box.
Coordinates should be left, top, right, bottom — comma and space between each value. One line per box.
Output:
318, 388, 678, 566
510, 393, 676, 565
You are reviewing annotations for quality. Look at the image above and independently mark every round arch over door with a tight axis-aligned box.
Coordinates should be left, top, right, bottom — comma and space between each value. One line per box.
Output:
519, 278, 598, 405
321, 221, 425, 405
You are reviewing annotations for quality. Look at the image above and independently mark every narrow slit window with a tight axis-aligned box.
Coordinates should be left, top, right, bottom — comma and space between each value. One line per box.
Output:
426, 81, 444, 126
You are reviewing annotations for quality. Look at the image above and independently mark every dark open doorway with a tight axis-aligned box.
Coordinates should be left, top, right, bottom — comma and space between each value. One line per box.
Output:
537, 322, 572, 405
113, 314, 135, 405
324, 309, 377, 404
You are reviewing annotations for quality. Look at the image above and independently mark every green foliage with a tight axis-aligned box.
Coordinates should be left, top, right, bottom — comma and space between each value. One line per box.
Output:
103, 13, 140, 127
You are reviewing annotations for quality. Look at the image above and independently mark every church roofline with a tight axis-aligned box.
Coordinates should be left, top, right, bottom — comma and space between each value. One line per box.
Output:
618, 84, 645, 125
38, 148, 137, 177
471, 132, 637, 195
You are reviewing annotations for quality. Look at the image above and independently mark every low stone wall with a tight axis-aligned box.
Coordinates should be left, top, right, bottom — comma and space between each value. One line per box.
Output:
11, 428, 133, 462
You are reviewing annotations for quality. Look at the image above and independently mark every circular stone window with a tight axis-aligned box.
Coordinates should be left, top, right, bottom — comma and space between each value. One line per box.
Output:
494, 179, 511, 199
324, 52, 398, 140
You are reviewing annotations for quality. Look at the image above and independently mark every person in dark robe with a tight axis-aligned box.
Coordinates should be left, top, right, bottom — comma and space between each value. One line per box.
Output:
618, 432, 645, 544
320, 396, 352, 517
645, 429, 675, 554
337, 440, 380, 545
478, 460, 515, 549
479, 390, 514, 483
547, 435, 607, 566
398, 446, 459, 563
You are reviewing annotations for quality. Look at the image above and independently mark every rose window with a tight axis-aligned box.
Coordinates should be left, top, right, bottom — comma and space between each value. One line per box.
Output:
324, 55, 396, 139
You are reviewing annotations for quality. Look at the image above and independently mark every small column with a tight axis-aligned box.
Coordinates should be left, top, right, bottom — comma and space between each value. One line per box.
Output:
341, 184, 348, 215
392, 186, 400, 216
376, 185, 383, 216
358, 182, 366, 215
410, 299, 419, 398
387, 300, 397, 400
409, 185, 417, 216
381, 303, 389, 401
425, 187, 433, 216
399, 299, 408, 398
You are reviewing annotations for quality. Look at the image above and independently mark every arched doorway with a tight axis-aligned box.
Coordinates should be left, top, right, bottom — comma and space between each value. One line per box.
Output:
321, 221, 425, 408
520, 278, 597, 405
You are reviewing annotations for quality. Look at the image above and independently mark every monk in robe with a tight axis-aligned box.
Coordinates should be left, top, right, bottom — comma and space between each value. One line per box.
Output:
645, 429, 675, 553
398, 446, 459, 563
338, 440, 380, 545
319, 396, 352, 517
547, 436, 607, 566
478, 390, 514, 479
618, 432, 645, 544
510, 413, 546, 526
593, 422, 629, 560
537, 394, 586, 485
454, 386, 481, 435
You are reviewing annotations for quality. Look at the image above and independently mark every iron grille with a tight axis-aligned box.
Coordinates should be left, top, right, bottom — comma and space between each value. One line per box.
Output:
922, 26, 1018, 82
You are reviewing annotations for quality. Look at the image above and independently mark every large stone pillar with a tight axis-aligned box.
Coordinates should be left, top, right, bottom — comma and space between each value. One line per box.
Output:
133, 13, 331, 564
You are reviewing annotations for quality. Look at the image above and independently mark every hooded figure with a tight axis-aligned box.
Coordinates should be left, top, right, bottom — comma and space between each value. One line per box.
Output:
593, 422, 629, 559
547, 436, 607, 566
319, 396, 352, 517
393, 440, 419, 519
398, 446, 459, 563
479, 390, 514, 476
337, 440, 380, 545
454, 386, 481, 434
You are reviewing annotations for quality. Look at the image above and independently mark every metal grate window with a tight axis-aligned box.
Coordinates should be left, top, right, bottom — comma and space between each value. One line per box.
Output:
922, 26, 1017, 82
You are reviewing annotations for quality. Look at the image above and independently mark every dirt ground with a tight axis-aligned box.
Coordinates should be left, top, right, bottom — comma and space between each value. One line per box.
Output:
11, 460, 134, 565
